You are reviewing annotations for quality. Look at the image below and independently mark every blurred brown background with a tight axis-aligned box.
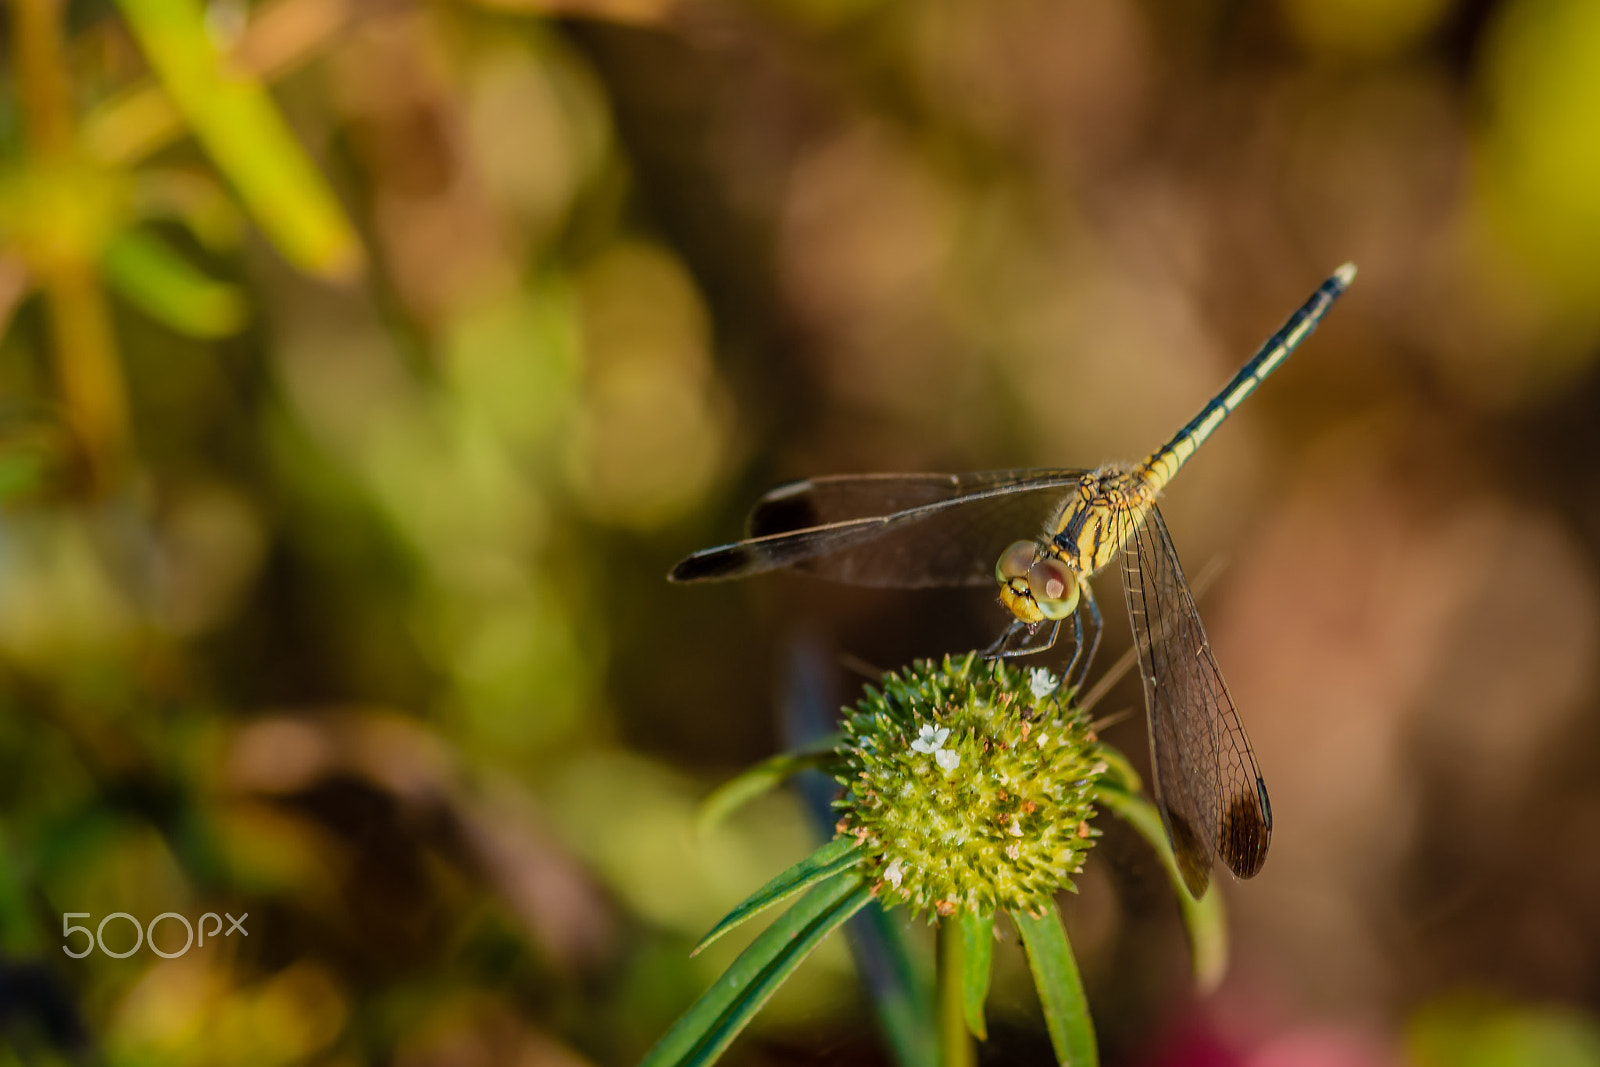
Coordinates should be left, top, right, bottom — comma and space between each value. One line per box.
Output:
4, 0, 1600, 1063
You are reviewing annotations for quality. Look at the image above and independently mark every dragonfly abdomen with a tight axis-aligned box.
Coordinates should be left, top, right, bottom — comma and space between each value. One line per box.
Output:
1139, 263, 1355, 496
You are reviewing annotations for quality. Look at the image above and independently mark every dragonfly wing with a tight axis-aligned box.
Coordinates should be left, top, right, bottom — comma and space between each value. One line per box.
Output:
746, 471, 1078, 532
671, 469, 1088, 588
1118, 503, 1271, 897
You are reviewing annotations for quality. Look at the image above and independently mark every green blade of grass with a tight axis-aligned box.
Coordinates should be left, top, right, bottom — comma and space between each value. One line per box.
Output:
1093, 785, 1227, 993
696, 741, 838, 835
937, 918, 974, 1067
959, 911, 993, 1040
644, 870, 872, 1067
112, 0, 362, 278
691, 836, 861, 956
102, 227, 247, 337
845, 902, 937, 1067
1013, 906, 1097, 1067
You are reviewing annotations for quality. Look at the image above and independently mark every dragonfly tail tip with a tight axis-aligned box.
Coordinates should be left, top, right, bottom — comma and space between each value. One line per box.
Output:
1333, 262, 1357, 286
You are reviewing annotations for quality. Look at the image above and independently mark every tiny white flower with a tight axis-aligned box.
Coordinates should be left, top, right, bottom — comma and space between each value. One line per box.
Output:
935, 748, 961, 771
884, 859, 904, 887
911, 725, 949, 754
1029, 668, 1057, 700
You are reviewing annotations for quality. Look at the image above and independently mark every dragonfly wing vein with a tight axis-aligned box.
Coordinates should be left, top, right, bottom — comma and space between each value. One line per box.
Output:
1119, 503, 1270, 897
748, 469, 1089, 534
672, 470, 1087, 588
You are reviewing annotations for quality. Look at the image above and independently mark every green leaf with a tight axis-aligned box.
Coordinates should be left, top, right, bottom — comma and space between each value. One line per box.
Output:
1013, 906, 1097, 1067
691, 836, 861, 956
1094, 785, 1227, 993
847, 903, 937, 1067
1091, 744, 1142, 794
102, 227, 247, 337
644, 870, 872, 1067
131, 168, 246, 250
937, 919, 974, 1067
112, 0, 362, 278
959, 912, 993, 1040
696, 740, 838, 835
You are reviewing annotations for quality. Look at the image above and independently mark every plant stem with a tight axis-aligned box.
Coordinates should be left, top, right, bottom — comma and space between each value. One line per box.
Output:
13, 0, 73, 155
13, 0, 130, 490
41, 259, 127, 488
83, 0, 356, 165
937, 918, 975, 1067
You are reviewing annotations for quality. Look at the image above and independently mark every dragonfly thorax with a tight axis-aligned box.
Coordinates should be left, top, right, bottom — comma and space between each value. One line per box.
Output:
1048, 467, 1156, 575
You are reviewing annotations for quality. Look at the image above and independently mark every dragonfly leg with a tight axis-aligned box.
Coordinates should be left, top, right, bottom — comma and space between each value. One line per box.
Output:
1061, 609, 1086, 685
992, 619, 1061, 661
1066, 583, 1103, 691
980, 620, 1027, 659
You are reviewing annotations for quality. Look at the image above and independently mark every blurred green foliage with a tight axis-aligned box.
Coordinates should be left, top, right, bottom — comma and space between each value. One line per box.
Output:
1410, 998, 1600, 1067
4, 0, 1600, 1063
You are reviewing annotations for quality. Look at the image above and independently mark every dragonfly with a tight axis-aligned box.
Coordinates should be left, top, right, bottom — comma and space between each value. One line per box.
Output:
670, 264, 1355, 896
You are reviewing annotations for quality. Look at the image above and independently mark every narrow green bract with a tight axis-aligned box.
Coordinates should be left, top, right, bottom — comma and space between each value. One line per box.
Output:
833, 655, 1104, 918
1016, 907, 1098, 1066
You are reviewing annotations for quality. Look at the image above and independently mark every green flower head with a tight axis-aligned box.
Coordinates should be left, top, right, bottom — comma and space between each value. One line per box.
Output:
833, 654, 1107, 918
658, 652, 1224, 1067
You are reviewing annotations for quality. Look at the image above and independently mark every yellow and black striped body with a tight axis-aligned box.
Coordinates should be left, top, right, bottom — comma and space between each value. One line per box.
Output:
998, 264, 1353, 627
1045, 467, 1152, 577
1044, 312, 1303, 577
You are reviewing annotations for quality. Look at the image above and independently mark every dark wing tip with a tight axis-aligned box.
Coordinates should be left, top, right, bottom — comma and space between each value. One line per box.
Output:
668, 544, 756, 583
1218, 778, 1272, 880
746, 482, 822, 539
1166, 811, 1213, 899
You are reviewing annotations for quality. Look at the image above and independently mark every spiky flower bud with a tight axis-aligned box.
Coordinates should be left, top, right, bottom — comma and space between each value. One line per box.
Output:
833, 654, 1107, 919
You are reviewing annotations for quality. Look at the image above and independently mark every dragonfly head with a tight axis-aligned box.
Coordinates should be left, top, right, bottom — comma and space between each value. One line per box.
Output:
995, 540, 1080, 624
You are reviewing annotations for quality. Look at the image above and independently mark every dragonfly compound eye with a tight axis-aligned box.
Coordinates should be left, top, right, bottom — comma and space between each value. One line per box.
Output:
1027, 558, 1079, 619
995, 540, 1037, 584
